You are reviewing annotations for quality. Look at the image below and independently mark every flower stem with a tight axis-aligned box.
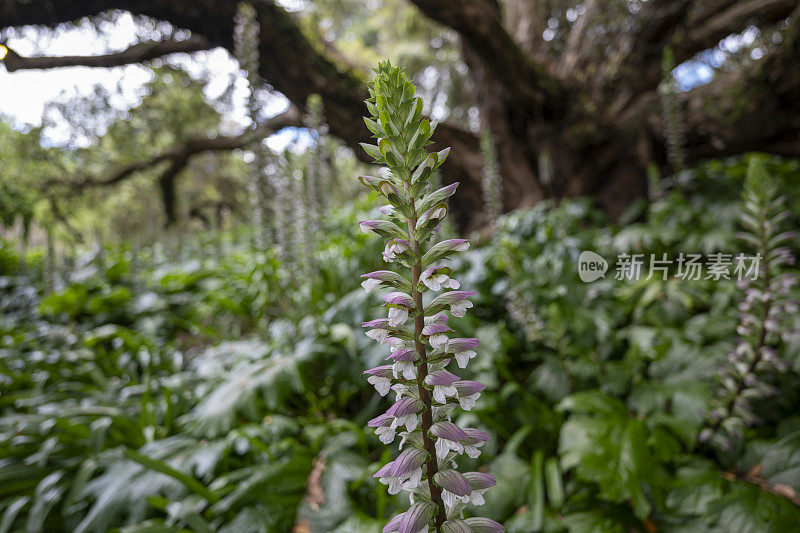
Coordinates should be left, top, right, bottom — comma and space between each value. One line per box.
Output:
408, 211, 446, 531
709, 221, 772, 437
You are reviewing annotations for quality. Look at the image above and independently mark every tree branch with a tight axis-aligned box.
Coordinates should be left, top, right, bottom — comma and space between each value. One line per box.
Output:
407, 0, 565, 116
678, 7, 800, 162
0, 0, 493, 228
44, 109, 299, 190
680, 0, 796, 61
42, 109, 300, 224
620, 0, 796, 94
1, 35, 212, 72
727, 468, 800, 509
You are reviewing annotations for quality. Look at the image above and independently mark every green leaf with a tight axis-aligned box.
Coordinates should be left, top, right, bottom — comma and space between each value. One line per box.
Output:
359, 142, 383, 163
544, 457, 564, 509
528, 450, 544, 532
620, 419, 651, 519
0, 497, 29, 533
363, 117, 384, 137
124, 449, 220, 504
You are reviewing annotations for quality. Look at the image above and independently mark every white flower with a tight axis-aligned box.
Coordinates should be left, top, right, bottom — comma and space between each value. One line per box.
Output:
454, 350, 476, 368
367, 374, 392, 396
429, 333, 449, 350
461, 429, 490, 459
361, 278, 382, 293
392, 360, 416, 380
382, 240, 410, 262
387, 306, 409, 327
450, 299, 473, 317
425, 371, 459, 405
401, 468, 423, 491
464, 443, 481, 458
366, 328, 389, 344
424, 314, 448, 326
378, 473, 404, 495
388, 337, 413, 352
375, 425, 396, 444
441, 489, 470, 508
458, 393, 479, 411
392, 384, 408, 401
470, 488, 489, 505
391, 413, 419, 432
433, 384, 457, 404
435, 436, 463, 459
420, 267, 460, 291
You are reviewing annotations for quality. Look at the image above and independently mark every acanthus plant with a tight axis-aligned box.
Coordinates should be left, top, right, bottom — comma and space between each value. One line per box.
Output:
358, 61, 503, 533
479, 130, 502, 227
700, 158, 798, 451
304, 93, 331, 236
234, 2, 271, 250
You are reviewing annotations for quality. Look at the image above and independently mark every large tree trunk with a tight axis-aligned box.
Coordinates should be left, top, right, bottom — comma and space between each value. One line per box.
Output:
2, 0, 799, 228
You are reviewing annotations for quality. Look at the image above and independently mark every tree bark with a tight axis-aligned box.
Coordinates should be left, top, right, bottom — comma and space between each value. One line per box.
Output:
1, 35, 211, 71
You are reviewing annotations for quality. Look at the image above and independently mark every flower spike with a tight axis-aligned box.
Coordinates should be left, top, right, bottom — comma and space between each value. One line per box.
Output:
358, 61, 500, 532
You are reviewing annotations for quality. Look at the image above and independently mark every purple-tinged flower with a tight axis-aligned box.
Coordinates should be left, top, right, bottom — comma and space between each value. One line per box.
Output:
368, 413, 396, 444
380, 204, 397, 216
387, 397, 425, 431
424, 182, 459, 205
440, 290, 477, 317
362, 318, 393, 344
398, 501, 436, 533
388, 336, 414, 352
425, 313, 449, 326
421, 238, 470, 264
358, 175, 397, 197
432, 239, 470, 253
425, 290, 477, 318
364, 365, 394, 396
418, 205, 447, 227
387, 348, 418, 380
447, 338, 479, 368
422, 320, 452, 351
464, 517, 505, 533
425, 370, 460, 403
420, 266, 460, 291
384, 291, 415, 327
462, 428, 490, 458
464, 472, 497, 505
383, 239, 411, 262
373, 462, 403, 494
390, 448, 428, 478
430, 421, 468, 458
360, 219, 403, 238
361, 270, 410, 294
375, 448, 428, 494
434, 469, 472, 508
383, 512, 405, 533
455, 380, 485, 411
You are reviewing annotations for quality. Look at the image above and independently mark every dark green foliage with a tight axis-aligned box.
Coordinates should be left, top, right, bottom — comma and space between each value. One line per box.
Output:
0, 155, 799, 531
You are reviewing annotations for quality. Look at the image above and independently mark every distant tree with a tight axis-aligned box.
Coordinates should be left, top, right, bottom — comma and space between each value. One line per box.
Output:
2, 0, 799, 227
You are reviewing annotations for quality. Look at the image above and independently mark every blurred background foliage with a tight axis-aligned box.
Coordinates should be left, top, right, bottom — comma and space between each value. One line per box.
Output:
2, 155, 799, 532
